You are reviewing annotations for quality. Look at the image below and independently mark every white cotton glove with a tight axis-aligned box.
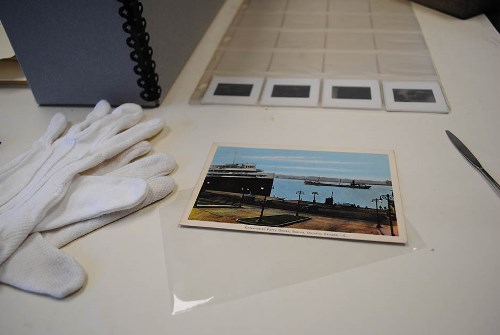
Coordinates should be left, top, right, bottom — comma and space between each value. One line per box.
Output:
0, 112, 67, 181
0, 100, 108, 207
0, 101, 164, 265
31, 141, 154, 232
0, 151, 176, 298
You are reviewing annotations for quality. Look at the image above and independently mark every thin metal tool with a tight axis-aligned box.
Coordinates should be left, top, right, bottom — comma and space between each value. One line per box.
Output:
446, 130, 500, 193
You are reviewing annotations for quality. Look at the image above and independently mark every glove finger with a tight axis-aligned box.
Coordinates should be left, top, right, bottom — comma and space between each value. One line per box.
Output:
42, 175, 175, 248
34, 175, 148, 232
108, 153, 176, 180
82, 141, 152, 176
66, 100, 111, 136
97, 118, 164, 162
96, 103, 145, 143
0, 233, 86, 299
42, 113, 68, 146
71, 102, 143, 146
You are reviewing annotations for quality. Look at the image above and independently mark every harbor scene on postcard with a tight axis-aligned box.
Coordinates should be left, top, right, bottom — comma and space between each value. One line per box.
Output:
271, 178, 393, 209
187, 145, 403, 240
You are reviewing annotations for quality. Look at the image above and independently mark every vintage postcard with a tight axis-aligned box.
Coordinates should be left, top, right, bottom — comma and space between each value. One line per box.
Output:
181, 144, 407, 244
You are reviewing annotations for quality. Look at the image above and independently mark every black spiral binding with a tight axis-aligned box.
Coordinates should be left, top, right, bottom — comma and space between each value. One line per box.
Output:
117, 0, 161, 102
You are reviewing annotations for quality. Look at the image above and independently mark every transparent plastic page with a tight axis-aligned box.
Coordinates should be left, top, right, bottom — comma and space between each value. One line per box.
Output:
160, 188, 425, 315
191, 0, 445, 112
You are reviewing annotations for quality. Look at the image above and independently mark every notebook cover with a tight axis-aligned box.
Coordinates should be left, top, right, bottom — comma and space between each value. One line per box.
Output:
0, 0, 224, 107
411, 0, 495, 19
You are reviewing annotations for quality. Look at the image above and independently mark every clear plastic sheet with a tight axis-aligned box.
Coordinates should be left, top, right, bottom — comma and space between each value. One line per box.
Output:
191, 0, 442, 106
160, 188, 426, 315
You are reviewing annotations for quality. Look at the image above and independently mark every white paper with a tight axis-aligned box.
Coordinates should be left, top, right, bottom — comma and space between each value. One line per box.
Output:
0, 22, 15, 60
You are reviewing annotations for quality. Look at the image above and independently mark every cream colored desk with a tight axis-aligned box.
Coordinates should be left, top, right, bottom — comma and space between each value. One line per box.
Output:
1, 1, 500, 334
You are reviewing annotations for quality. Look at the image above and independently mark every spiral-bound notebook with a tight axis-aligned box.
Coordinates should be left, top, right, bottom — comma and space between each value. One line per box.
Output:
0, 0, 224, 107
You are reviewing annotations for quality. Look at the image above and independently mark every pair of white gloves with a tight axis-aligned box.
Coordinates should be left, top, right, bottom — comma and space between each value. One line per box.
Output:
0, 100, 176, 298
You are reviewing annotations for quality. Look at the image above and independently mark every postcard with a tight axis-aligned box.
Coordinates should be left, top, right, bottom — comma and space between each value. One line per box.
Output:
181, 144, 407, 244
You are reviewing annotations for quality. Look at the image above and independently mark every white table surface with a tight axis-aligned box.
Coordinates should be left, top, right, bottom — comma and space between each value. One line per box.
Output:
1, 1, 500, 334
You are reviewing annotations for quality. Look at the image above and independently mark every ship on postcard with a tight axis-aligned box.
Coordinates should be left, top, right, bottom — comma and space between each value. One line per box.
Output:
202, 163, 274, 196
304, 178, 371, 189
